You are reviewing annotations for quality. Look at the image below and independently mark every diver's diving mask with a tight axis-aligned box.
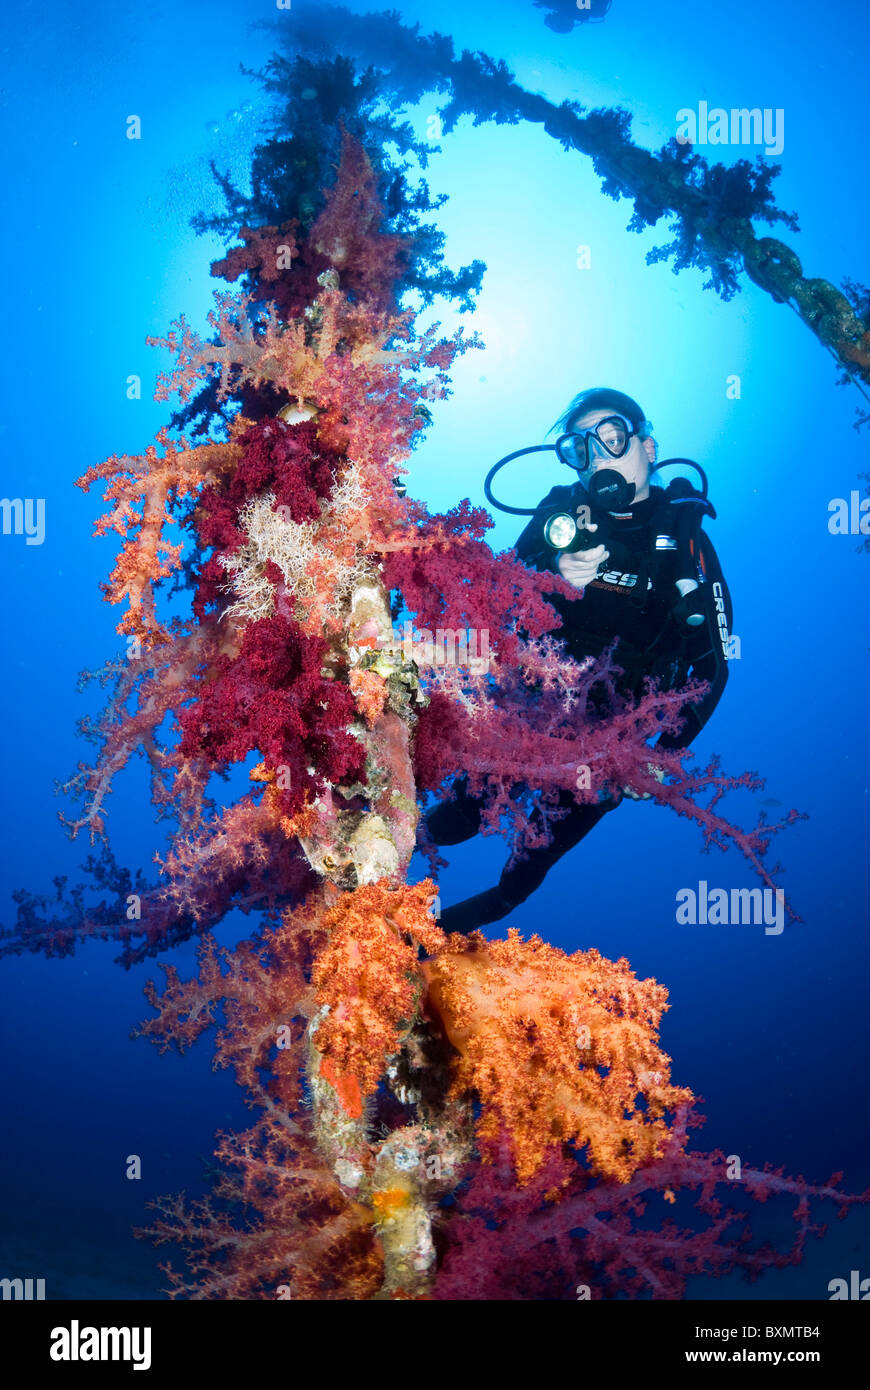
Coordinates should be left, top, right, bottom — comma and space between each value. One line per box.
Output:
555, 414, 646, 511
555, 414, 638, 473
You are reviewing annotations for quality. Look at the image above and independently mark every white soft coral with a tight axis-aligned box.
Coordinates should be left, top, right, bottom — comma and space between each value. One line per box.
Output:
221, 462, 372, 628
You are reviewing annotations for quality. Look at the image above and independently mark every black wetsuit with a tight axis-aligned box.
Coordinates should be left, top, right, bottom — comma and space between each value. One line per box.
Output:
425, 479, 733, 933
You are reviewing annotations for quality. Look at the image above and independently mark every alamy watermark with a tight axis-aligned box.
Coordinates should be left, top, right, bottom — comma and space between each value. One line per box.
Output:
676, 103, 784, 157
1, 1276, 45, 1299
358, 622, 492, 675
1, 497, 45, 545
828, 1269, 870, 1300
828, 491, 870, 535
50, 1321, 151, 1370
676, 881, 785, 936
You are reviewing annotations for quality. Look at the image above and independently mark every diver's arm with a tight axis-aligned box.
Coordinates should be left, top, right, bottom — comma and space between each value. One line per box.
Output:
656, 531, 733, 750
513, 485, 574, 574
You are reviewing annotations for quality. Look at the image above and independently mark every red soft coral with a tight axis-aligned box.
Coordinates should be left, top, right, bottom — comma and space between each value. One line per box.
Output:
178, 613, 365, 815
432, 1124, 870, 1301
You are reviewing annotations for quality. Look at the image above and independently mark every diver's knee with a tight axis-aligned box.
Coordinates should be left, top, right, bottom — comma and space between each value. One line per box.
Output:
424, 799, 482, 846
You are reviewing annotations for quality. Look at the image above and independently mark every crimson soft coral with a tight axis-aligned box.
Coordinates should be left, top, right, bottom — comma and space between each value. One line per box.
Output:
178, 613, 365, 816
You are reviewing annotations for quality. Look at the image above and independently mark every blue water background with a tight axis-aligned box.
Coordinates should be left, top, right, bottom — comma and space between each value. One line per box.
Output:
1, 0, 868, 1298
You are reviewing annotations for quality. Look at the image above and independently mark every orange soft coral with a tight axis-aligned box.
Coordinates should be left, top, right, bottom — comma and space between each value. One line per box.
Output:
311, 879, 444, 1112
422, 928, 694, 1185
77, 425, 246, 647
349, 667, 389, 727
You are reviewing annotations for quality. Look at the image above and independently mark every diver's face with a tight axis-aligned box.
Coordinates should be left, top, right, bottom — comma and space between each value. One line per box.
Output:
572, 408, 656, 504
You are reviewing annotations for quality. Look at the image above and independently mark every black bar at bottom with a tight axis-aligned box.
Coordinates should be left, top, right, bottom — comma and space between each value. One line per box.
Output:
1, 1298, 866, 1376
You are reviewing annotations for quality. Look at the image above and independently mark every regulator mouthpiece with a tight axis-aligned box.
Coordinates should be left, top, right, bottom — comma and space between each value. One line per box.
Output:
588, 469, 636, 511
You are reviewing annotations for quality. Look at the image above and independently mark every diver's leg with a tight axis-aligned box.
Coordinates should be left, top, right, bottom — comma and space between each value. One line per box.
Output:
438, 795, 619, 934
422, 775, 486, 846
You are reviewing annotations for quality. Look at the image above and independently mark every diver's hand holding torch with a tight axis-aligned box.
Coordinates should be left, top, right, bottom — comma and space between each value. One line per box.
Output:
556, 535, 608, 589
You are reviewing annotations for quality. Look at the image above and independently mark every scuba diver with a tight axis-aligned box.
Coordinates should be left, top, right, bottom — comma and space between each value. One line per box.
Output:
423, 386, 734, 934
